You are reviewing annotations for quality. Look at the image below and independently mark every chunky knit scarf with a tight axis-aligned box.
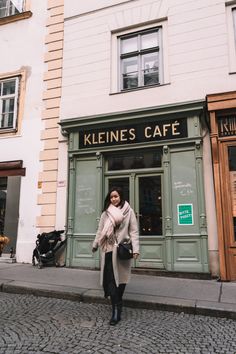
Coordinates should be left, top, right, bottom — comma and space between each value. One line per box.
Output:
98, 201, 131, 252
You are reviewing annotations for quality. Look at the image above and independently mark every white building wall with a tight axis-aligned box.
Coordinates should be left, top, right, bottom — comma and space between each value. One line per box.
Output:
61, 0, 236, 119
0, 1, 47, 262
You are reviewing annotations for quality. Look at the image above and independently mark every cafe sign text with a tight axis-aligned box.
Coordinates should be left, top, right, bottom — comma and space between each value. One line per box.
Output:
79, 118, 188, 149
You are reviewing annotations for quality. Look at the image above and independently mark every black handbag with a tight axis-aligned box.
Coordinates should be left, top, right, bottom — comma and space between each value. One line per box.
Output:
117, 240, 133, 260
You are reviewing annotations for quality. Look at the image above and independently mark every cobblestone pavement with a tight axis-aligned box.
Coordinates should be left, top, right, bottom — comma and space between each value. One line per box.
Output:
0, 293, 236, 354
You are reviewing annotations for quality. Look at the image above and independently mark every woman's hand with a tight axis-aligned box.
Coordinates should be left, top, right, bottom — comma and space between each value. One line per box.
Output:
133, 253, 139, 260
92, 246, 98, 253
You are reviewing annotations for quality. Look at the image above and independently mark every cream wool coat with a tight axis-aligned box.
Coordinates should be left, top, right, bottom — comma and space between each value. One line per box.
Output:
93, 207, 139, 287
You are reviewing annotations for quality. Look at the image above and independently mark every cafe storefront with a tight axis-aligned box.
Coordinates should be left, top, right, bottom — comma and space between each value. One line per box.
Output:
207, 91, 236, 281
61, 101, 209, 274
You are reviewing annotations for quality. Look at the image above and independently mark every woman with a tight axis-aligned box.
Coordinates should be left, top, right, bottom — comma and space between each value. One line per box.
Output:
92, 187, 139, 325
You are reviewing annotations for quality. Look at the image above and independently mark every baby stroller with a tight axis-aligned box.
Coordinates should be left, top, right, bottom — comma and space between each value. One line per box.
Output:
32, 230, 66, 269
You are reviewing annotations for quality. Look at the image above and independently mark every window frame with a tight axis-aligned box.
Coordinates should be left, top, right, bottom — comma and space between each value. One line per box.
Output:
118, 27, 162, 91
0, 70, 26, 137
110, 19, 169, 94
0, 76, 19, 131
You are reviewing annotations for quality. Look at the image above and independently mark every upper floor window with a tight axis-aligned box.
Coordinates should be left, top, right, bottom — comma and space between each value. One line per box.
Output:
0, 77, 19, 131
0, 0, 24, 18
119, 28, 161, 91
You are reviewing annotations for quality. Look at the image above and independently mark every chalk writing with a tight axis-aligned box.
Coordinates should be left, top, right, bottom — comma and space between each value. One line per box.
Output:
174, 181, 193, 196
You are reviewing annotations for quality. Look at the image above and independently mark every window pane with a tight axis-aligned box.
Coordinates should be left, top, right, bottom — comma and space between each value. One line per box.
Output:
107, 149, 162, 171
122, 57, 138, 74
121, 36, 138, 54
141, 31, 159, 50
2, 98, 14, 113
2, 80, 16, 95
1, 113, 14, 128
122, 57, 138, 89
139, 176, 162, 236
1, 98, 14, 128
0, 0, 7, 17
142, 52, 159, 86
0, 8, 7, 18
123, 73, 138, 89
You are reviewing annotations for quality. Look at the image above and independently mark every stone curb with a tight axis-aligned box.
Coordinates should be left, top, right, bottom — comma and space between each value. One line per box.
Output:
1, 281, 236, 320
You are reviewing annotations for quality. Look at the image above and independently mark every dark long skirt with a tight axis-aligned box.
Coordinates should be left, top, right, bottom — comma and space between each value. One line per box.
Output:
103, 251, 126, 304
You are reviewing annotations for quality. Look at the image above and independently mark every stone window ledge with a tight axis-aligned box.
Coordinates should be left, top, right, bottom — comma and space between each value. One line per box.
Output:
0, 11, 32, 26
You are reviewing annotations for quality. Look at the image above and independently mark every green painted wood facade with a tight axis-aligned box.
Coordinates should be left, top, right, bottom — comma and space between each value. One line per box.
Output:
61, 100, 209, 273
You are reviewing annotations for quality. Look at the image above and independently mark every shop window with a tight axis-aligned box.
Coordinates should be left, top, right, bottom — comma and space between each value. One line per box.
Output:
0, 77, 19, 131
107, 149, 162, 171
0, 0, 24, 18
119, 27, 161, 90
139, 175, 162, 236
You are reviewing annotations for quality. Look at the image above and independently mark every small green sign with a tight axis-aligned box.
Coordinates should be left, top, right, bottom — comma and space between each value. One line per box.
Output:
177, 204, 193, 225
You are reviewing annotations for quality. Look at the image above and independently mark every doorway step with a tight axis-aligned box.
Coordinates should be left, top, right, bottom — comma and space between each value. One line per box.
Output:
0, 253, 16, 264
131, 268, 212, 280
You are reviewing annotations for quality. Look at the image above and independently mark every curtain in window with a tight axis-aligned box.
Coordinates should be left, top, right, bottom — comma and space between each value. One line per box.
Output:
10, 0, 23, 12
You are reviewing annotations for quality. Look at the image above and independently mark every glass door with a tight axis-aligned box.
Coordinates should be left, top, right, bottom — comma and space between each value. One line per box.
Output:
137, 175, 162, 236
105, 172, 164, 269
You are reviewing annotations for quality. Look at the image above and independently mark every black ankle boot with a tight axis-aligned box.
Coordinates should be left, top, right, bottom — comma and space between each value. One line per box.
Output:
109, 304, 121, 325
117, 300, 123, 319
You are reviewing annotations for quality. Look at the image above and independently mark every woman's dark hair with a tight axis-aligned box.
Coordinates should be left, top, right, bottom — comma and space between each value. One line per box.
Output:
103, 186, 125, 211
